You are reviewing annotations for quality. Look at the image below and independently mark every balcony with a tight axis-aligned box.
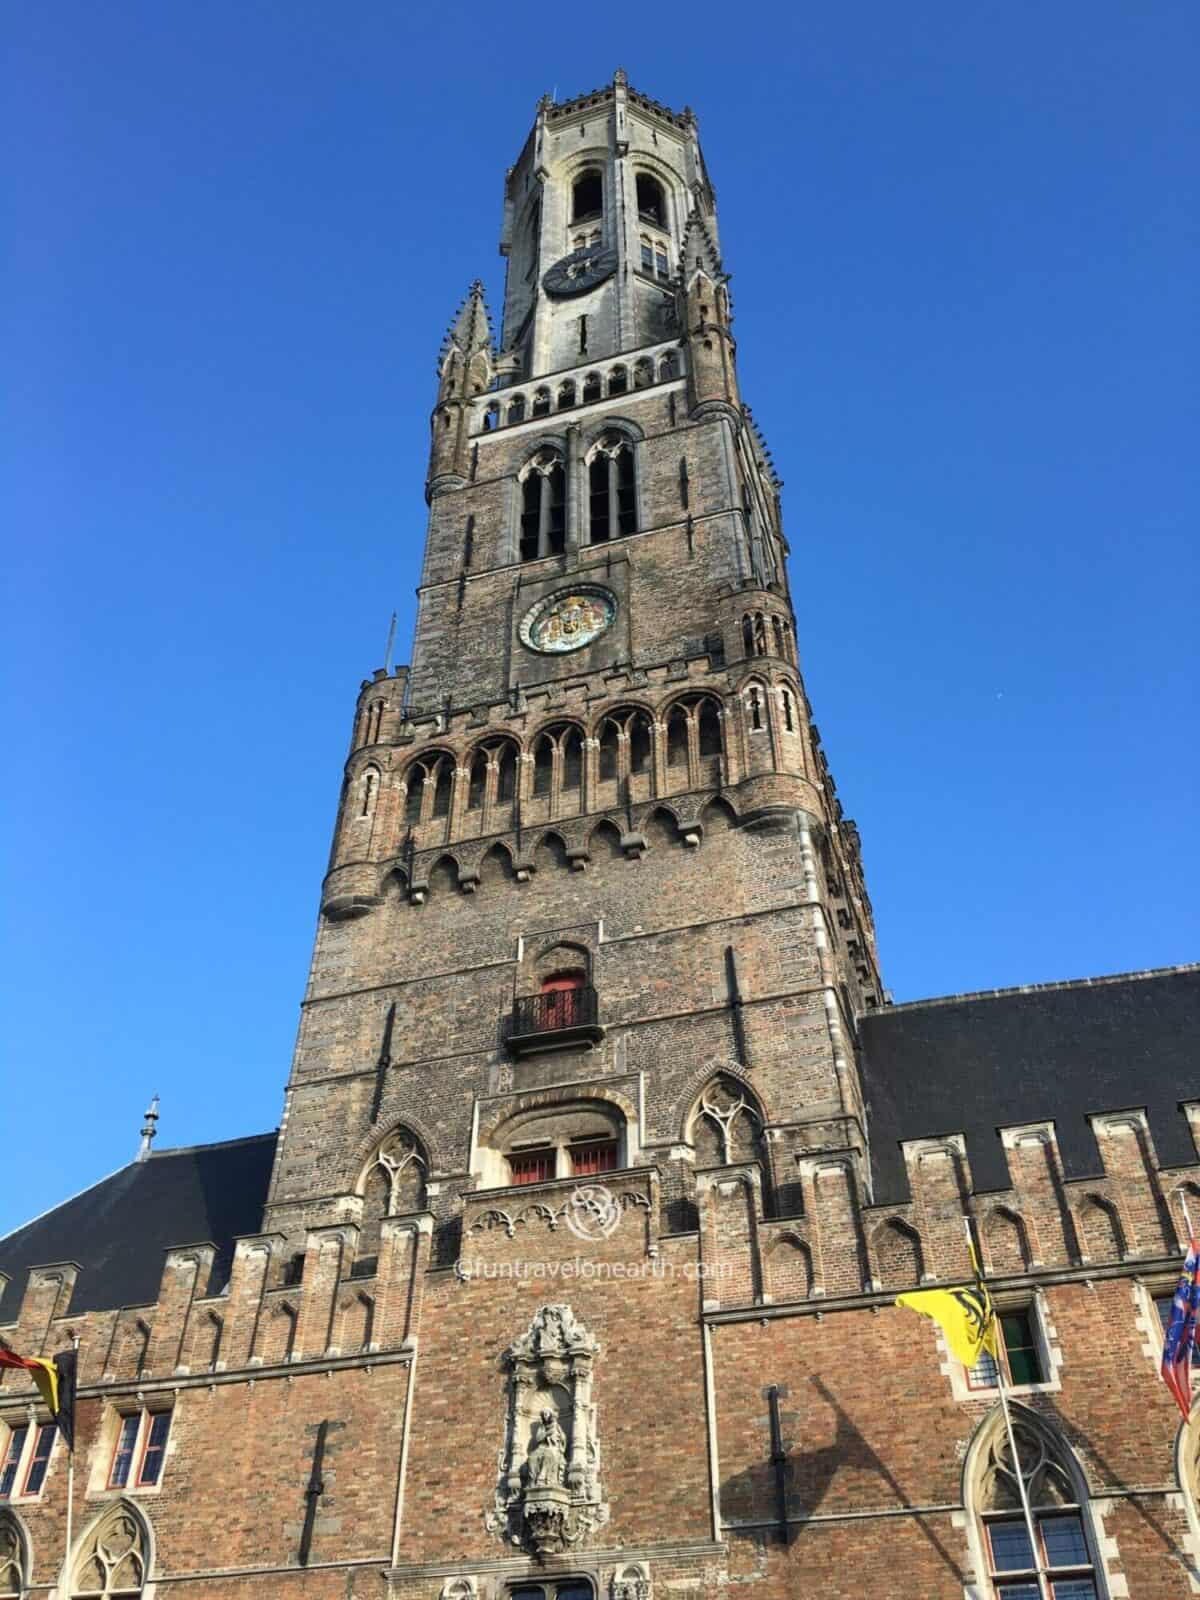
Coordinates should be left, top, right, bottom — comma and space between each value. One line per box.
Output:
507, 985, 603, 1055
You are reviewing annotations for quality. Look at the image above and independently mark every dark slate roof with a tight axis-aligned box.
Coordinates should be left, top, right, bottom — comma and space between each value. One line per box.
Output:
0, 1133, 277, 1325
860, 966, 1200, 1205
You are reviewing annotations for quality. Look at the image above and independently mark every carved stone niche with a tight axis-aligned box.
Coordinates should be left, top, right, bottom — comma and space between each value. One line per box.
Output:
485, 1304, 609, 1560
611, 1562, 651, 1600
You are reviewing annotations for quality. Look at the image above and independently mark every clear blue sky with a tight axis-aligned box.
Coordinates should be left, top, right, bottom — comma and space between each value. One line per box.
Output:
3, 3, 1197, 1235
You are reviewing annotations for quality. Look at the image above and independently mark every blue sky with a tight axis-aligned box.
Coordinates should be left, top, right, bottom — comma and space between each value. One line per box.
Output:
3, 3, 1196, 1235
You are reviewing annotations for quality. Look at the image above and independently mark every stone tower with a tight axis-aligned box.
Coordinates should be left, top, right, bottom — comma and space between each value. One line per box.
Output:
2, 69, 1196, 1600
273, 68, 883, 1265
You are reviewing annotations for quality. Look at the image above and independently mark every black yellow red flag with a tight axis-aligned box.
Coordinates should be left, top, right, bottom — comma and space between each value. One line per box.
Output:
0, 1346, 76, 1449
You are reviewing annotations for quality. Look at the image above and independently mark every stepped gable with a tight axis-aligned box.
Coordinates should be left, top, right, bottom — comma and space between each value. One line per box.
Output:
861, 964, 1200, 1203
0, 1131, 276, 1323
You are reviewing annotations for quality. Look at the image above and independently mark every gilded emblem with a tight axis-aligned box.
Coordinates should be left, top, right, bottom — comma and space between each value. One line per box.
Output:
520, 587, 616, 655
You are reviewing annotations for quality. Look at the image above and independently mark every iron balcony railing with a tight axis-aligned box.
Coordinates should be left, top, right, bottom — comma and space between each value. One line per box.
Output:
508, 985, 600, 1048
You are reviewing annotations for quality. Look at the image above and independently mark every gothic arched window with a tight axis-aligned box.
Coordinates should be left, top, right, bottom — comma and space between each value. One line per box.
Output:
691, 1076, 767, 1170
519, 450, 566, 561
588, 434, 637, 543
0, 1515, 26, 1600
358, 1126, 427, 1264
596, 707, 652, 786
467, 738, 518, 813
404, 751, 454, 827
664, 694, 723, 788
71, 1504, 149, 1597
635, 173, 665, 227
572, 169, 603, 223
972, 1413, 1101, 1600
531, 725, 584, 807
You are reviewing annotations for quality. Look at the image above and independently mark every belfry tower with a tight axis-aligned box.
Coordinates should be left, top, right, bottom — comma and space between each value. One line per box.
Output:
278, 69, 882, 1252
3, 68, 1196, 1600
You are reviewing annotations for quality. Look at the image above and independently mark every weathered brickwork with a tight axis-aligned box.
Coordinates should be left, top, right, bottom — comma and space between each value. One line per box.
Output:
2, 69, 1197, 1600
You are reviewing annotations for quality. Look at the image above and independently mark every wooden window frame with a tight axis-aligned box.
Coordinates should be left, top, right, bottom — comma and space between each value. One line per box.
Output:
984, 1507, 1098, 1597
108, 1407, 172, 1492
0, 1424, 29, 1500
964, 1303, 1047, 1391
570, 1139, 618, 1177
20, 1422, 55, 1497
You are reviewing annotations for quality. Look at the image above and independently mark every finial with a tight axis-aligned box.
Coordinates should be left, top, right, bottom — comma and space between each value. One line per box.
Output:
137, 1094, 159, 1162
613, 67, 628, 87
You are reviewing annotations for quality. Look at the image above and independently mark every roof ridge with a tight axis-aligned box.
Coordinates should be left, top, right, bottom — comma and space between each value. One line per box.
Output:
873, 962, 1200, 1016
148, 1130, 278, 1160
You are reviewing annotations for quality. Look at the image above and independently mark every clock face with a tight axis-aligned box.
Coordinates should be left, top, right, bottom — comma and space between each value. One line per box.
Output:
520, 587, 617, 654
542, 244, 618, 300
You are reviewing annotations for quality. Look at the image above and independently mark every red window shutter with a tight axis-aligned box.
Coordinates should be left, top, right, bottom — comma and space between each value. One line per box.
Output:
571, 1142, 617, 1177
509, 1151, 555, 1186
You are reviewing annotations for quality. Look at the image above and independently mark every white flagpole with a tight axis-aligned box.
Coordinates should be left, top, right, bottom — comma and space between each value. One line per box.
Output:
964, 1218, 1050, 1600
63, 1447, 75, 1600
61, 1335, 79, 1600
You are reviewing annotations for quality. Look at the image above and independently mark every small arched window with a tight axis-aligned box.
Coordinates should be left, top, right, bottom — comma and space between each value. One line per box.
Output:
748, 685, 764, 731
691, 1075, 766, 1168
358, 1127, 427, 1265
561, 728, 583, 790
582, 372, 602, 404
532, 388, 551, 418
742, 615, 755, 657
533, 735, 553, 797
659, 351, 679, 381
519, 450, 566, 561
404, 752, 454, 826
598, 719, 619, 782
636, 173, 665, 227
467, 748, 488, 810
507, 395, 526, 424
467, 739, 518, 811
558, 380, 576, 410
781, 688, 795, 732
572, 169, 603, 222
772, 616, 786, 657
698, 698, 722, 757
607, 365, 628, 396
667, 705, 689, 767
596, 708, 652, 784
483, 401, 500, 431
359, 769, 378, 818
633, 357, 654, 389
588, 434, 637, 543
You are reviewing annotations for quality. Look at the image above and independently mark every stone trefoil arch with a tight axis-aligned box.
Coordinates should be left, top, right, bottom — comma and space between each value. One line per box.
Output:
485, 1303, 609, 1560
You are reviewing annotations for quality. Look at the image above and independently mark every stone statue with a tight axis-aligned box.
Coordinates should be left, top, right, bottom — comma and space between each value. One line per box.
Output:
527, 1408, 567, 1487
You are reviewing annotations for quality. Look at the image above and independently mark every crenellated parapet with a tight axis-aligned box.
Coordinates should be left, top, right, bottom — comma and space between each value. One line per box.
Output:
696, 1098, 1200, 1315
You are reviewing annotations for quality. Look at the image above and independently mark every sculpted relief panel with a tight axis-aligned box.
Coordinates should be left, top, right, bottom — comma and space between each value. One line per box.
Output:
485, 1303, 609, 1559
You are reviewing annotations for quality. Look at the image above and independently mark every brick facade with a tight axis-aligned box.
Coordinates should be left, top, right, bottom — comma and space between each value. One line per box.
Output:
2, 70, 1197, 1600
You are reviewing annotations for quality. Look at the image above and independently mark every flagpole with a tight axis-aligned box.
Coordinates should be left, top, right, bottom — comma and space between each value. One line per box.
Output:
62, 1335, 78, 1600
964, 1218, 1050, 1600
